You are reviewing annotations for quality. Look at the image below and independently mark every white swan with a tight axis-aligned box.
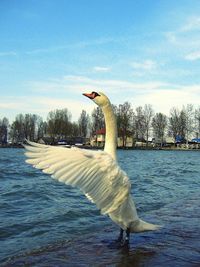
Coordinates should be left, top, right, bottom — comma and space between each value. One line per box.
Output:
24, 91, 160, 245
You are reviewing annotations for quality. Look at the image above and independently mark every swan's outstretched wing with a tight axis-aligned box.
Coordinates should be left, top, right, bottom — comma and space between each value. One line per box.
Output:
24, 141, 131, 214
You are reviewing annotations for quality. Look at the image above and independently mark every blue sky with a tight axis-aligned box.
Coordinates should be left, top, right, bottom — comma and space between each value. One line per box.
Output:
1, 0, 200, 122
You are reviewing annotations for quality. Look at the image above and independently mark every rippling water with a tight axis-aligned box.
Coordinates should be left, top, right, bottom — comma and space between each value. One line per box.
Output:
0, 148, 199, 266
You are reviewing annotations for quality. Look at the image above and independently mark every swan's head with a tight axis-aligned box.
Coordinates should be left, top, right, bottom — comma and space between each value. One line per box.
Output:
83, 91, 110, 107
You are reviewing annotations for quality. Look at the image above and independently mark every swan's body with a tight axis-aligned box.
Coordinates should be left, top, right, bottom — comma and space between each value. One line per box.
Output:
24, 91, 160, 245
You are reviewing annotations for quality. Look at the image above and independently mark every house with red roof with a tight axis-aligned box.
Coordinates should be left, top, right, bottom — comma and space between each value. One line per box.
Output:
90, 128, 134, 148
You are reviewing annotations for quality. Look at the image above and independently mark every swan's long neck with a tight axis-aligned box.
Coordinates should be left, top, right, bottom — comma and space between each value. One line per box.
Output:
102, 103, 117, 161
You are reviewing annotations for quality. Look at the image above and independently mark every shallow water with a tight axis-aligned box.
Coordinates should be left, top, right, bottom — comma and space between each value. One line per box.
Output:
0, 148, 199, 266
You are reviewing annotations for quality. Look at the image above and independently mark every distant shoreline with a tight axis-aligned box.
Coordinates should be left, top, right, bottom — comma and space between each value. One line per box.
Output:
1, 144, 200, 151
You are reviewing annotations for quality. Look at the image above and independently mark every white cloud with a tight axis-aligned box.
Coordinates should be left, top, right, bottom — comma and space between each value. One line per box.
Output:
165, 32, 177, 45
130, 84, 200, 115
25, 45, 70, 55
93, 66, 111, 72
34, 96, 94, 120
185, 51, 200, 61
0, 102, 19, 109
2, 74, 200, 123
164, 15, 200, 55
180, 16, 200, 32
0, 95, 94, 122
130, 60, 157, 71
0, 51, 17, 57
25, 37, 114, 55
27, 75, 166, 97
165, 29, 200, 49
62, 75, 165, 91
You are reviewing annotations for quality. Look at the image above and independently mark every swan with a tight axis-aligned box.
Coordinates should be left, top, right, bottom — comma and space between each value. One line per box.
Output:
24, 91, 160, 246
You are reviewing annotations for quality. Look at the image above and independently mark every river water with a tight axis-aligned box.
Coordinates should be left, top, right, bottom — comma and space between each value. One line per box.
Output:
0, 148, 199, 266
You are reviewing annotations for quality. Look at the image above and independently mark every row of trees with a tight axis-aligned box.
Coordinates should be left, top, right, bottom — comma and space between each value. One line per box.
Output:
1, 103, 200, 146
0, 109, 90, 144
118, 103, 200, 147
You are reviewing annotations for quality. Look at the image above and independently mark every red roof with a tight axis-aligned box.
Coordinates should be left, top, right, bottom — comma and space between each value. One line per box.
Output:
96, 128, 106, 135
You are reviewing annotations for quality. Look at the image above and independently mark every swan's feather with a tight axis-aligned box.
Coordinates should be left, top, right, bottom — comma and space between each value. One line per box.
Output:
24, 140, 131, 214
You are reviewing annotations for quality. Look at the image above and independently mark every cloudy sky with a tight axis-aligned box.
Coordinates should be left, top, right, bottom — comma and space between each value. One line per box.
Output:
1, 0, 200, 122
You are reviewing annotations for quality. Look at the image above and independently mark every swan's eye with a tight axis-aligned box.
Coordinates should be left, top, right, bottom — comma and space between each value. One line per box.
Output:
92, 92, 100, 98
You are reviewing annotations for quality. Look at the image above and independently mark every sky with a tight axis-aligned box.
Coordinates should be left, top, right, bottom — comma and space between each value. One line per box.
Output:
1, 0, 200, 122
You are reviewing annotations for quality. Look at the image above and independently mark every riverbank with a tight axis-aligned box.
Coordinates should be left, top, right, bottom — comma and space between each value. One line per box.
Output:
1, 143, 200, 151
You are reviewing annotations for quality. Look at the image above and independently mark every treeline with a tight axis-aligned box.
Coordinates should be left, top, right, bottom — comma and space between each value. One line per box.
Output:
1, 103, 200, 146
0, 109, 90, 144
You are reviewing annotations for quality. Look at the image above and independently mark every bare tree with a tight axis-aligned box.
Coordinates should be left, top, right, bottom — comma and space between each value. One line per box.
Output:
10, 114, 25, 143
36, 117, 47, 140
143, 104, 154, 146
117, 102, 134, 148
152, 113, 167, 147
71, 122, 79, 137
23, 114, 38, 141
182, 104, 194, 145
10, 114, 44, 143
47, 109, 72, 142
168, 107, 187, 143
78, 110, 89, 137
134, 106, 145, 141
0, 117, 9, 144
179, 110, 187, 139
168, 107, 180, 142
194, 106, 200, 138
91, 107, 105, 134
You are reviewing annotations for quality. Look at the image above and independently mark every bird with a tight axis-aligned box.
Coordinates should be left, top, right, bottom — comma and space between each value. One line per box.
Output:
24, 91, 160, 246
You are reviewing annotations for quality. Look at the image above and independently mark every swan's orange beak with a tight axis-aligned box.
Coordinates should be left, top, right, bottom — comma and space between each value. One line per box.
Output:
83, 92, 95, 99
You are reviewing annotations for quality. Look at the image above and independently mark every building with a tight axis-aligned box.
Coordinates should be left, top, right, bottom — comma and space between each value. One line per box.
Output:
90, 128, 105, 147
90, 128, 134, 148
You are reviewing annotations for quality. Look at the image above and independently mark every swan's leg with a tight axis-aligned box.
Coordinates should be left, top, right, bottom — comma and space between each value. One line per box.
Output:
116, 228, 124, 242
125, 228, 130, 242
122, 228, 130, 246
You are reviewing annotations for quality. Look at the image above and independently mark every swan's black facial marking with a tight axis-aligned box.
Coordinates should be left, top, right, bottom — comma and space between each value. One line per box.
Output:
83, 92, 100, 99
92, 92, 100, 98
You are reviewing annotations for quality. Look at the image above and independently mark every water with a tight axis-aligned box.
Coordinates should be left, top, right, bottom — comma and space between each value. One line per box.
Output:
0, 148, 199, 266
